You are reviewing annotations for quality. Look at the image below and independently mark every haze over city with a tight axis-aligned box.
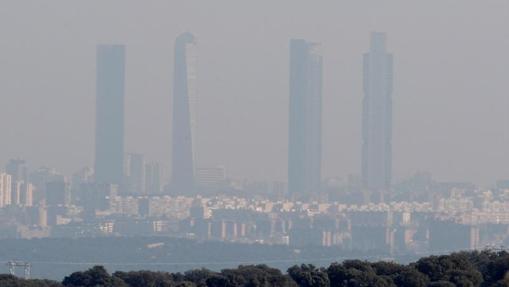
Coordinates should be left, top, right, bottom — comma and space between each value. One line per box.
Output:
2, 1, 509, 185
4, 1, 509, 283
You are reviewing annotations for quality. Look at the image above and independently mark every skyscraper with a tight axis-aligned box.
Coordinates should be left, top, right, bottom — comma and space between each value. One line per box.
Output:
361, 32, 393, 203
94, 45, 125, 185
171, 32, 197, 194
288, 39, 323, 196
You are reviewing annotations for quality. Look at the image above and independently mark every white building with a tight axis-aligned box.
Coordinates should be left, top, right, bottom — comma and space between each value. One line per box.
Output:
0, 173, 12, 207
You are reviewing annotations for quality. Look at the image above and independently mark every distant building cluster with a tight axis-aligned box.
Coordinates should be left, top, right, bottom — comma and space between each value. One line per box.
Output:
2, 32, 508, 257
1, 156, 509, 256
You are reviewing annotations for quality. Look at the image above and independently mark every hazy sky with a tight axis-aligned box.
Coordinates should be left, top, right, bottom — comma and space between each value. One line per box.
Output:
1, 0, 509, 185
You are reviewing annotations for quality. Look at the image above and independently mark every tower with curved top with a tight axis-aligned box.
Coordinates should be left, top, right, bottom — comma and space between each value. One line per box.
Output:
171, 33, 197, 194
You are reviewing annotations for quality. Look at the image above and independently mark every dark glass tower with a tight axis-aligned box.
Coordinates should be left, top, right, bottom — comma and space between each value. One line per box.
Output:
171, 33, 197, 194
94, 45, 125, 185
288, 39, 323, 197
362, 32, 393, 202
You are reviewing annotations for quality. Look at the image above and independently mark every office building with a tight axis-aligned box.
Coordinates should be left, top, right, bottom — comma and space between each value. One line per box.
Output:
95, 45, 125, 185
361, 32, 393, 202
171, 32, 197, 194
288, 39, 323, 196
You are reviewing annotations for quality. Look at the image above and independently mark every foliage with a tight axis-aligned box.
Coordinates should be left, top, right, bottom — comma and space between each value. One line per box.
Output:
0, 274, 62, 287
3, 250, 509, 286
287, 265, 329, 287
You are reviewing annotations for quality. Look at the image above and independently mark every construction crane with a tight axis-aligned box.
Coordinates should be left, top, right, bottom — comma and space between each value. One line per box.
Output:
6, 260, 31, 279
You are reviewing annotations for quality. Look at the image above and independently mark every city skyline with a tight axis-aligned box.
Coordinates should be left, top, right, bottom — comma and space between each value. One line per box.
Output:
2, 1, 509, 185
1, 2, 509, 281
2, 31, 508, 187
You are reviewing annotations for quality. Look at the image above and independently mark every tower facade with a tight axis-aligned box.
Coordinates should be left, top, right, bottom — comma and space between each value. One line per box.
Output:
171, 33, 197, 193
94, 45, 125, 185
362, 32, 393, 202
288, 39, 323, 196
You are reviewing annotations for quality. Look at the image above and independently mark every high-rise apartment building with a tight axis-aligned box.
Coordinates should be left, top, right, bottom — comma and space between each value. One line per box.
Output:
171, 33, 197, 194
95, 45, 125, 185
288, 39, 323, 196
361, 32, 393, 202
0, 173, 12, 207
18, 182, 34, 207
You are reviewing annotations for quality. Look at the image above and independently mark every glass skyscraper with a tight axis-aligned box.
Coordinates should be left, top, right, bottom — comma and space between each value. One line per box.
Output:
362, 32, 393, 203
94, 45, 125, 185
171, 32, 197, 194
288, 39, 323, 197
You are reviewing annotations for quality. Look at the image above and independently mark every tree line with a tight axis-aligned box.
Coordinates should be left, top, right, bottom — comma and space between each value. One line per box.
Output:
2, 250, 509, 287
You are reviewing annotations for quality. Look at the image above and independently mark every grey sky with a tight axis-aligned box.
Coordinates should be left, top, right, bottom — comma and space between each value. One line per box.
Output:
1, 0, 509, 185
